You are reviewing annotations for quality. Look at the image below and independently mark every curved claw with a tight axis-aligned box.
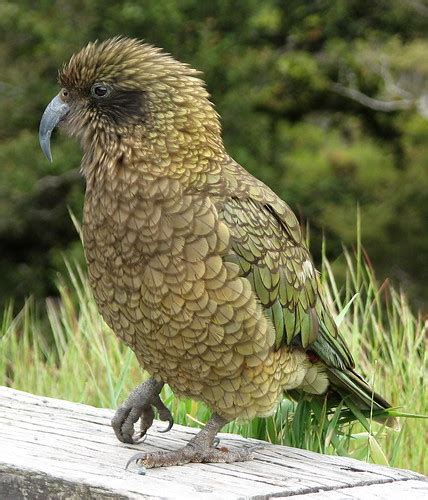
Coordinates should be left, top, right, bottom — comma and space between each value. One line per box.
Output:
158, 416, 174, 433
133, 431, 148, 445
125, 452, 148, 472
112, 379, 173, 445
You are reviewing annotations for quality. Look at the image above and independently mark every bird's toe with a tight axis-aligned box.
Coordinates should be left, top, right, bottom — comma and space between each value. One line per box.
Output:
112, 404, 145, 444
125, 443, 253, 470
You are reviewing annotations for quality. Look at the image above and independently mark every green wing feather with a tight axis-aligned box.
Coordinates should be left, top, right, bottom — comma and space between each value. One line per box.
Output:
218, 167, 395, 425
222, 196, 353, 368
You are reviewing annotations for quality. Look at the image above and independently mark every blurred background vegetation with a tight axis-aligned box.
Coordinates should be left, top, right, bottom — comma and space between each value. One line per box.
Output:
0, 0, 427, 474
1, 0, 428, 311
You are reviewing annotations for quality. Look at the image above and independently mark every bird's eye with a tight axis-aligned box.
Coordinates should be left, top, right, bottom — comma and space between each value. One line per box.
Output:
91, 83, 112, 98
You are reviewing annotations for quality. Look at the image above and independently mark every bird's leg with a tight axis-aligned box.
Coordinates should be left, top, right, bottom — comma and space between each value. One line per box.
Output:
111, 378, 173, 444
126, 413, 253, 471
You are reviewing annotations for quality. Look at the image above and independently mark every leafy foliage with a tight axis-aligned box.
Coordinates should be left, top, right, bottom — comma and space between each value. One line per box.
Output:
0, 1, 428, 308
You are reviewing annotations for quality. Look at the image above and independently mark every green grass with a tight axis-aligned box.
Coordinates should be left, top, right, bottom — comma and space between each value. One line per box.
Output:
0, 242, 426, 474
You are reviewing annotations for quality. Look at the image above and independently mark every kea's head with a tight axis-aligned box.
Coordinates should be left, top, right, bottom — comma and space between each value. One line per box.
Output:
39, 37, 222, 165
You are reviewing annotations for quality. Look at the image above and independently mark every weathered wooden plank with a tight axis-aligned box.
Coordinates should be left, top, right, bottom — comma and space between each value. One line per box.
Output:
287, 479, 428, 499
0, 386, 426, 499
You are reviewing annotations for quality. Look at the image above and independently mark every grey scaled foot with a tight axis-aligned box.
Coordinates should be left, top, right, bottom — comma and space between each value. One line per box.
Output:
126, 414, 253, 471
111, 378, 173, 444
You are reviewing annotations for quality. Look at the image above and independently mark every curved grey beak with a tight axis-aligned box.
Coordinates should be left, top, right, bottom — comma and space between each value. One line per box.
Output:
39, 95, 70, 162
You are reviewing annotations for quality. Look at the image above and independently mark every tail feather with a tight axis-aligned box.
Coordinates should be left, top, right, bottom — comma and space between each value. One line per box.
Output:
287, 366, 399, 430
325, 367, 400, 429
296, 316, 400, 429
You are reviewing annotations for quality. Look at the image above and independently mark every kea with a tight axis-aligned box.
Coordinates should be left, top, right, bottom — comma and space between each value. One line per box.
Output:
39, 37, 395, 470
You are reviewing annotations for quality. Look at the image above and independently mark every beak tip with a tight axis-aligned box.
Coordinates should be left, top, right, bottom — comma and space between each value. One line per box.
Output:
39, 94, 70, 164
45, 148, 53, 163
39, 134, 53, 163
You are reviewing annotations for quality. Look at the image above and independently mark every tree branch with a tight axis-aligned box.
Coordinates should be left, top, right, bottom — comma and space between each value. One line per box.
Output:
331, 82, 414, 112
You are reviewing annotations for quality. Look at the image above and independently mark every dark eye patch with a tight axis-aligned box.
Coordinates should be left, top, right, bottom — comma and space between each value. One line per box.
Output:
93, 88, 146, 125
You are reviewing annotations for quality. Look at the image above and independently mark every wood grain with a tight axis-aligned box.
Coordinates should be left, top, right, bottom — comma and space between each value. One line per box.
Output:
0, 386, 426, 499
